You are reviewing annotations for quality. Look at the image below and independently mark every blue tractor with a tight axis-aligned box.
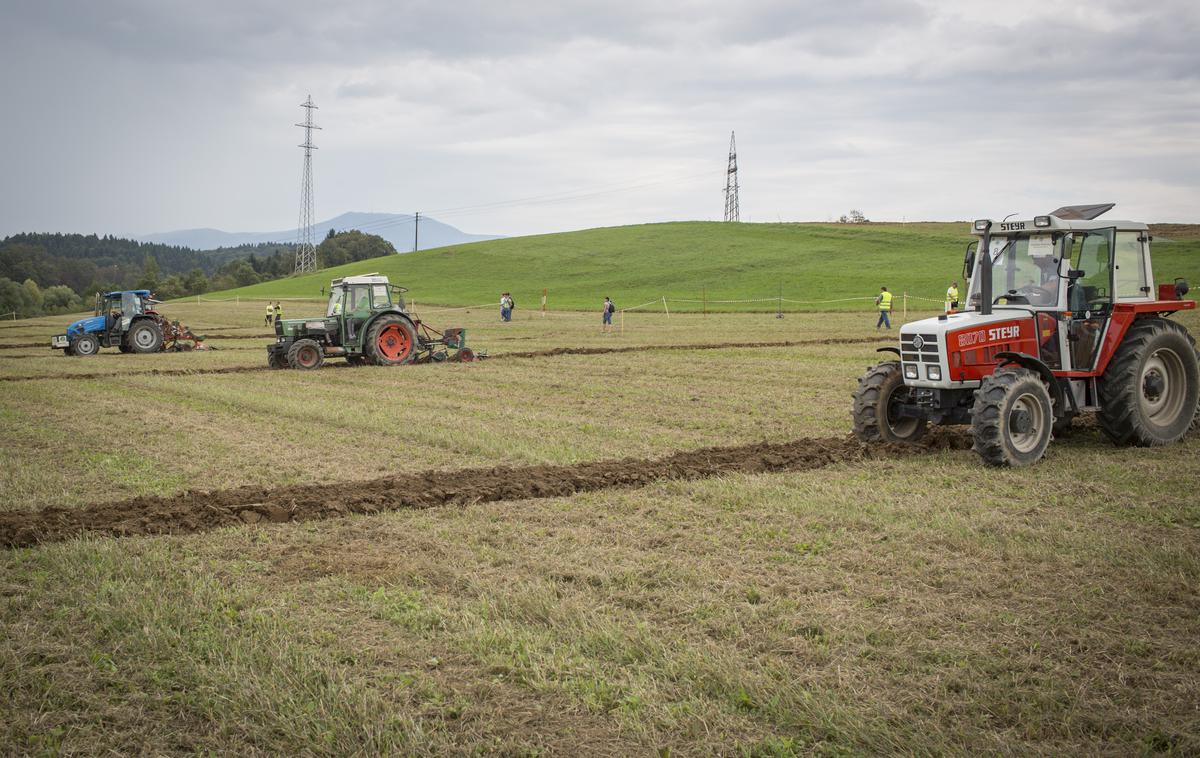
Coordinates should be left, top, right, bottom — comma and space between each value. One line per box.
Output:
51, 290, 165, 356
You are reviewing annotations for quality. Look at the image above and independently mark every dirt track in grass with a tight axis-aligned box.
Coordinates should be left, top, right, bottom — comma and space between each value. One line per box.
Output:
0, 336, 892, 379
0, 432, 971, 547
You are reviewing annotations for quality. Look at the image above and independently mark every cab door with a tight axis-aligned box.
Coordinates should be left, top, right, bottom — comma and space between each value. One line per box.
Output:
1064, 229, 1115, 371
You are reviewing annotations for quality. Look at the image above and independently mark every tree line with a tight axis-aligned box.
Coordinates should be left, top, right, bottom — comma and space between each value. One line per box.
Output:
0, 229, 397, 318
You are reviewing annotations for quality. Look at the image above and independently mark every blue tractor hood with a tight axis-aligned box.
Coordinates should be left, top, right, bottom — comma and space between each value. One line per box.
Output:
67, 315, 107, 337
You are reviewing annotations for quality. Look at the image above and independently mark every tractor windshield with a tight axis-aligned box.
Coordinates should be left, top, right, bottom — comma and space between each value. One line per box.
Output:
967, 234, 1063, 309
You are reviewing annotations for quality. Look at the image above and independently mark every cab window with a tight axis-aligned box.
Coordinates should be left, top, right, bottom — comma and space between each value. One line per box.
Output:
370, 284, 391, 308
349, 285, 372, 313
1113, 231, 1149, 300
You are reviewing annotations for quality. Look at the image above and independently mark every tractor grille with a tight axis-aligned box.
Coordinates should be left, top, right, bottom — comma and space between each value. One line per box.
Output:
901, 333, 940, 363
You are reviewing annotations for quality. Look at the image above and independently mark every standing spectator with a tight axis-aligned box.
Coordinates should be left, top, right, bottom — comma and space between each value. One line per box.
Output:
602, 297, 615, 332
875, 287, 893, 330
274, 302, 283, 324
945, 281, 960, 313
264, 302, 274, 327
499, 292, 513, 322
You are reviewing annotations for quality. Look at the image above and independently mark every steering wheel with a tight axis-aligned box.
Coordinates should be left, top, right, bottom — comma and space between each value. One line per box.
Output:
994, 288, 1030, 305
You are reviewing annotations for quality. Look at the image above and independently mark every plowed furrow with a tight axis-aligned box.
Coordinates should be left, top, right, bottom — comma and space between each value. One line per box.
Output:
0, 433, 970, 548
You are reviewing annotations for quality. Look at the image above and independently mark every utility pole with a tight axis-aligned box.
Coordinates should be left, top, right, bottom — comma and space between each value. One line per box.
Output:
293, 95, 321, 273
414, 212, 420, 252
723, 131, 740, 222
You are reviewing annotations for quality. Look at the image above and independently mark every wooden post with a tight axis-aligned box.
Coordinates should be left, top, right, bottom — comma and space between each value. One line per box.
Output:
541, 288, 547, 317
902, 293, 907, 320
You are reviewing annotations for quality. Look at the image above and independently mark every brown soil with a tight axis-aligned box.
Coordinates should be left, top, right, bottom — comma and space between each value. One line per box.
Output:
0, 432, 969, 548
0, 337, 891, 382
0, 343, 45, 350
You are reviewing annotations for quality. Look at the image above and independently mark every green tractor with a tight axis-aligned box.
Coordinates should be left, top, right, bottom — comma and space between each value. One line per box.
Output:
266, 274, 478, 370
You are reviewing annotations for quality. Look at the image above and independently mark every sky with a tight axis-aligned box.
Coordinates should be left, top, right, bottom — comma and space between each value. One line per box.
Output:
1, 0, 1198, 240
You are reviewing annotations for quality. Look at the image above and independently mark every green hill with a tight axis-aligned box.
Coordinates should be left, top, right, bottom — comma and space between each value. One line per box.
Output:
208, 221, 1200, 312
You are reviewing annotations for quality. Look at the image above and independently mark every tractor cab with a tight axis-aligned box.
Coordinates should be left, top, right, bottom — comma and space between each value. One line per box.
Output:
853, 203, 1197, 468
324, 273, 409, 344
95, 290, 149, 336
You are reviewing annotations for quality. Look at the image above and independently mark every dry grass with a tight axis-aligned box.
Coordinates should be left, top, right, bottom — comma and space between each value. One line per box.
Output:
1, 307, 1198, 754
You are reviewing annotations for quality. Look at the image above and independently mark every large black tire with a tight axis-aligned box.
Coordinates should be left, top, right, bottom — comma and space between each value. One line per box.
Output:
852, 361, 927, 443
71, 333, 100, 357
126, 321, 163, 354
364, 314, 417, 366
118, 343, 132, 353
971, 368, 1053, 467
286, 339, 324, 370
267, 350, 287, 370
1098, 318, 1199, 446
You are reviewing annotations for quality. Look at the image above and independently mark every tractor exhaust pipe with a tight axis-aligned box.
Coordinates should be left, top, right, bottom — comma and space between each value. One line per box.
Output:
976, 220, 993, 316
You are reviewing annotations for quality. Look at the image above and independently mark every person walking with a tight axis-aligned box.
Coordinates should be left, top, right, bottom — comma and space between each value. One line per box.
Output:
602, 296, 615, 332
499, 293, 512, 322
875, 287, 893, 330
264, 302, 274, 327
945, 281, 960, 313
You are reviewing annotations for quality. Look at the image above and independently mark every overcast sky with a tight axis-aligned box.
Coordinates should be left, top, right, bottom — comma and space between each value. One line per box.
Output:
1, 0, 1197, 240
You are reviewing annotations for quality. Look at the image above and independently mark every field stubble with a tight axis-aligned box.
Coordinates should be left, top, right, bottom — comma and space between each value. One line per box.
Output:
0, 304, 1198, 754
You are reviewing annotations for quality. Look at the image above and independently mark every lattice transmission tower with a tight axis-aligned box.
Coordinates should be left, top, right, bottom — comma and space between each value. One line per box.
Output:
723, 131, 740, 222
294, 95, 321, 273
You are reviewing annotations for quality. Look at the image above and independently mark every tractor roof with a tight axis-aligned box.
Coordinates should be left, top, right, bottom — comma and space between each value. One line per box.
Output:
971, 203, 1148, 235
330, 273, 390, 286
102, 289, 153, 298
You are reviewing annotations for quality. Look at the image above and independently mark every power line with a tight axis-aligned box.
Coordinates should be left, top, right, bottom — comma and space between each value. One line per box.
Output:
293, 95, 321, 273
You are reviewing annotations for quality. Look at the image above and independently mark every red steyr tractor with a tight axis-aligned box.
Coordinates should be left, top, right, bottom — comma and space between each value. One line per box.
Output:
853, 204, 1198, 466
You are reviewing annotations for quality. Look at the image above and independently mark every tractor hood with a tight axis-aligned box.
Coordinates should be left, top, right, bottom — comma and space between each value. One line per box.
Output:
66, 315, 105, 337
277, 317, 338, 338
898, 309, 1037, 389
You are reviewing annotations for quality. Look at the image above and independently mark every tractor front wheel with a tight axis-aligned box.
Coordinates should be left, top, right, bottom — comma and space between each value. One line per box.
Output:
286, 339, 325, 370
127, 321, 163, 354
852, 361, 927, 443
71, 334, 100, 357
365, 315, 417, 366
267, 350, 286, 370
971, 368, 1053, 467
1098, 318, 1199, 446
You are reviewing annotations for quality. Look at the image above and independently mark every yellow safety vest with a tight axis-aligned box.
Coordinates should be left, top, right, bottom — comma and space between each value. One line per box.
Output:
878, 291, 893, 311
947, 287, 959, 301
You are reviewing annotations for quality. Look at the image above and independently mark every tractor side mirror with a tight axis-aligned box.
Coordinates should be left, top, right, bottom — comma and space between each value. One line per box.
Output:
1067, 269, 1085, 280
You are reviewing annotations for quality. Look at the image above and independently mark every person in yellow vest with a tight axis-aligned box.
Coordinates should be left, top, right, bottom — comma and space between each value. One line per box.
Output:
264, 303, 274, 327
875, 286, 893, 330
946, 281, 960, 313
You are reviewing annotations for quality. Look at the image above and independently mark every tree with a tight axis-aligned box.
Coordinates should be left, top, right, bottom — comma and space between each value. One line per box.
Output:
136, 255, 161, 291
848, 209, 869, 223
316, 230, 396, 268
41, 285, 81, 313
22, 279, 43, 313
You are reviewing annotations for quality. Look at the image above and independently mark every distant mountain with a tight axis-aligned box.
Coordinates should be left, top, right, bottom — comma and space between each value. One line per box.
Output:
137, 212, 501, 252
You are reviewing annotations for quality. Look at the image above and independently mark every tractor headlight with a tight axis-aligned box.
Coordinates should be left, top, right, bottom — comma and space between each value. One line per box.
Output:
1034, 215, 1051, 228
904, 364, 918, 379
926, 365, 942, 381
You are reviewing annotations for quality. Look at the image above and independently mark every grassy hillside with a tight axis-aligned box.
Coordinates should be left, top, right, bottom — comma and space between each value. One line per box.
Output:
210, 221, 1200, 311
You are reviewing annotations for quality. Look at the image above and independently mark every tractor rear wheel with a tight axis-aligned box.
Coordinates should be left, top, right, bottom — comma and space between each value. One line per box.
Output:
365, 314, 417, 366
1098, 318, 1199, 446
971, 368, 1053, 467
71, 334, 100, 357
127, 321, 163, 354
852, 361, 927, 443
286, 339, 324, 370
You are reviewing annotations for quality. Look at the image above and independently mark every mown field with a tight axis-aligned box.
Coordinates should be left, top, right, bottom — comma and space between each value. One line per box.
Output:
208, 221, 1200, 312
1, 300, 1198, 755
